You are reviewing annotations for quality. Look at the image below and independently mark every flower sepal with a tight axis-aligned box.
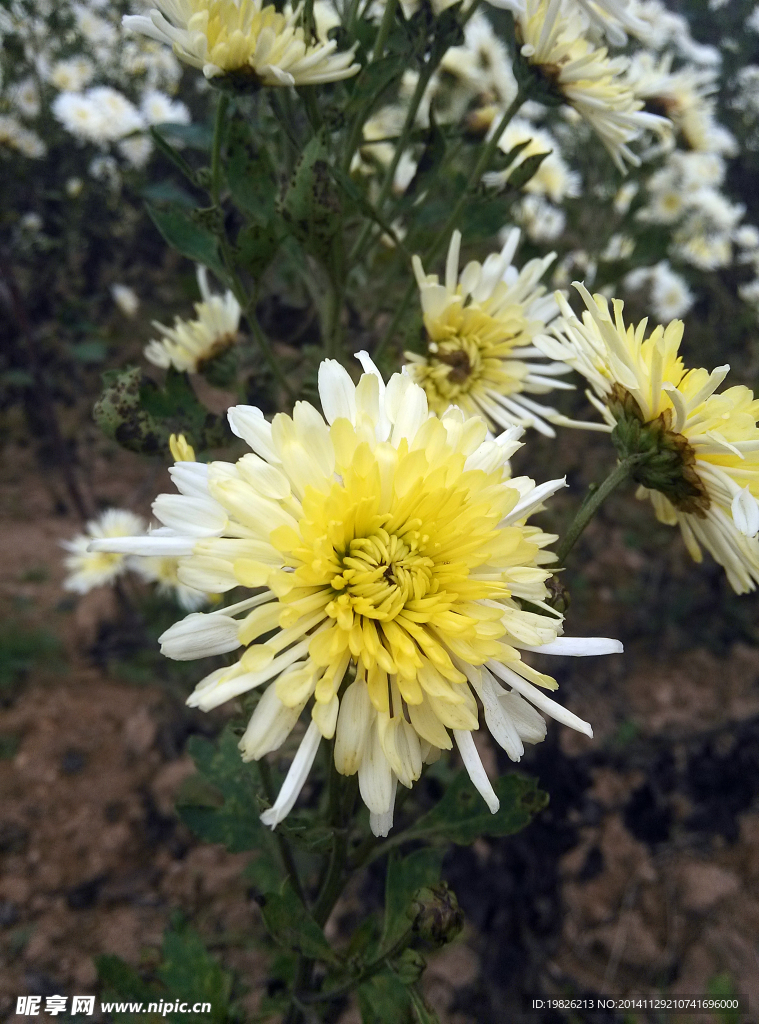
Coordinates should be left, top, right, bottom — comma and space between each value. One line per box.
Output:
609, 385, 710, 517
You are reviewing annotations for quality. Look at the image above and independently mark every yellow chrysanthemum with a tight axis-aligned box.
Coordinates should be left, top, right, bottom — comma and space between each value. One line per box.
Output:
124, 0, 360, 86
539, 284, 759, 593
91, 354, 622, 835
406, 230, 576, 437
514, 0, 668, 171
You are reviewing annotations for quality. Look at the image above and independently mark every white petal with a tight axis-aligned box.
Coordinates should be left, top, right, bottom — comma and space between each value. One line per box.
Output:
732, 487, 759, 537
453, 729, 500, 814
152, 494, 227, 536
488, 662, 593, 738
318, 359, 357, 425
501, 477, 567, 525
159, 612, 241, 660
260, 721, 322, 829
519, 636, 624, 656
334, 679, 373, 776
358, 720, 393, 815
369, 775, 398, 837
227, 406, 280, 463
88, 535, 195, 556
239, 682, 305, 760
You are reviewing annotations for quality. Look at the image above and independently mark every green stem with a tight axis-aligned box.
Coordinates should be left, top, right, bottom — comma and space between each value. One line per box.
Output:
256, 759, 307, 906
372, 0, 398, 61
555, 455, 642, 566
301, 928, 415, 1004
211, 92, 229, 208
371, 86, 526, 361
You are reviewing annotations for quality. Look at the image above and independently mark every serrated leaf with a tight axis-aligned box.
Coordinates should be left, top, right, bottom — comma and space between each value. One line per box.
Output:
260, 881, 339, 964
176, 725, 268, 853
382, 848, 443, 952
93, 366, 167, 455
147, 204, 224, 278
403, 772, 547, 846
158, 927, 232, 1024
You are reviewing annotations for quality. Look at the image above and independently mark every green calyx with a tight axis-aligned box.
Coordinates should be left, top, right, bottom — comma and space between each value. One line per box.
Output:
609, 385, 710, 517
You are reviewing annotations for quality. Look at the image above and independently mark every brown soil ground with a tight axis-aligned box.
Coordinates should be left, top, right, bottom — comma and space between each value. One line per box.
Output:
2, 422, 759, 1024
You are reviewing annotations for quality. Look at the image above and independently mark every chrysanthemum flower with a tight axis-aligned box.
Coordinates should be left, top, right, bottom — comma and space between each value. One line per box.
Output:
123, 0, 360, 87
90, 354, 622, 835
539, 285, 759, 593
513, 0, 667, 171
405, 230, 576, 437
144, 267, 241, 373
62, 509, 146, 593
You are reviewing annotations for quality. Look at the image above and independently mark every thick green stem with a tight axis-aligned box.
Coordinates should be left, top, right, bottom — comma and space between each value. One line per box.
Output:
256, 759, 306, 906
556, 456, 642, 565
372, 87, 526, 360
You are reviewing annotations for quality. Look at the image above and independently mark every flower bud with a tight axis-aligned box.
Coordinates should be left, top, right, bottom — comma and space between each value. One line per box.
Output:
407, 883, 464, 948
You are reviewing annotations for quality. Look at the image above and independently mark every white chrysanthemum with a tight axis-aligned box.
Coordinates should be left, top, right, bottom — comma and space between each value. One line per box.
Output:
48, 57, 95, 92
91, 354, 623, 833
124, 0, 360, 86
540, 285, 759, 593
119, 135, 154, 168
141, 90, 191, 126
144, 267, 241, 372
406, 230, 578, 437
649, 262, 694, 321
514, 0, 668, 171
515, 195, 567, 243
10, 78, 40, 117
53, 88, 145, 144
62, 509, 146, 594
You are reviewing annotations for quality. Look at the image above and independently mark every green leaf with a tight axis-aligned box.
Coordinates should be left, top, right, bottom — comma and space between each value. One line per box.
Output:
236, 221, 281, 280
260, 881, 340, 965
226, 119, 277, 223
403, 772, 547, 846
506, 150, 549, 191
278, 131, 341, 260
148, 127, 199, 186
158, 927, 232, 1024
176, 725, 269, 854
141, 180, 198, 208
382, 848, 444, 952
487, 138, 531, 175
147, 204, 225, 278
96, 955, 158, 1021
344, 54, 410, 119
155, 122, 214, 152
408, 984, 440, 1024
93, 366, 168, 456
357, 971, 414, 1024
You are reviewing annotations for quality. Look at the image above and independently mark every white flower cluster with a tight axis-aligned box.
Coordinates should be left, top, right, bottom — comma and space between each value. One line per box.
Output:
0, 0, 190, 175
